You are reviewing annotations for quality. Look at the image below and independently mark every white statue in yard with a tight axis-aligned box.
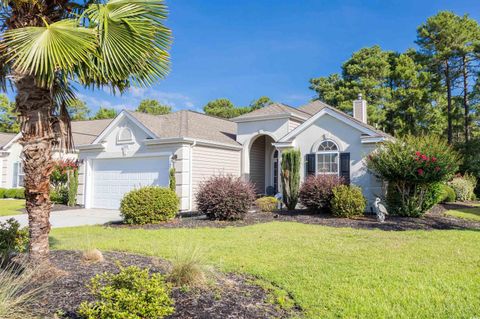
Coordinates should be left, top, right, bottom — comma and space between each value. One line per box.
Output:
374, 198, 388, 223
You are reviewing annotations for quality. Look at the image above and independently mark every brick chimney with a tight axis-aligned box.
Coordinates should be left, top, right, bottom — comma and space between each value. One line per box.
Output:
353, 93, 367, 124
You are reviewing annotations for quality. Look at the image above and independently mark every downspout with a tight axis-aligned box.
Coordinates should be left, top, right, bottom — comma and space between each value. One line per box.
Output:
189, 140, 197, 211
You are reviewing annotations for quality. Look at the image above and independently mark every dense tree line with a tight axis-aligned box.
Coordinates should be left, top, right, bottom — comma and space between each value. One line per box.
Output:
309, 11, 480, 145
203, 96, 273, 118
0, 96, 175, 131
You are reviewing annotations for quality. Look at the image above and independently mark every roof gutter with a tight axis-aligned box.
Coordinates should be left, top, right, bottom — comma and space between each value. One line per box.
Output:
144, 137, 242, 151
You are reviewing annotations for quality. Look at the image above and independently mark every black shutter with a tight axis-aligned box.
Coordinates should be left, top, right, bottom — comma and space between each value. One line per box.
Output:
340, 153, 350, 184
306, 154, 316, 176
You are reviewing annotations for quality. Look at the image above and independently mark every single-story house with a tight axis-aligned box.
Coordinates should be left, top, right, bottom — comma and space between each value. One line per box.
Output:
1, 95, 388, 212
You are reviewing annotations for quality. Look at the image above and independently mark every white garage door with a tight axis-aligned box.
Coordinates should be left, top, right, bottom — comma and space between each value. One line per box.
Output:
91, 157, 170, 209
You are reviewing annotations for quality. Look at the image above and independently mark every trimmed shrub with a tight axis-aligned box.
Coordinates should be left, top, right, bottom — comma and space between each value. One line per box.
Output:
299, 174, 344, 213
196, 175, 255, 220
0, 188, 6, 198
0, 218, 28, 261
14, 188, 25, 199
439, 184, 456, 203
4, 189, 17, 199
281, 149, 301, 210
78, 265, 174, 319
330, 185, 366, 218
120, 187, 179, 225
367, 135, 460, 217
255, 196, 278, 212
449, 176, 475, 202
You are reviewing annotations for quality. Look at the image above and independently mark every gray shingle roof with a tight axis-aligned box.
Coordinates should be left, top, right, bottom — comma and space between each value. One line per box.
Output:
129, 110, 239, 146
71, 119, 113, 146
0, 132, 16, 149
232, 103, 310, 121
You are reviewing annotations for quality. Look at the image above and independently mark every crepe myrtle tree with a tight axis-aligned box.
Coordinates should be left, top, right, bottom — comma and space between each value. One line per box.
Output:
0, 0, 171, 262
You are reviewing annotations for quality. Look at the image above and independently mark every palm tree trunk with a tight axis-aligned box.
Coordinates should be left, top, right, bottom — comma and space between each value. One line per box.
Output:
15, 74, 55, 263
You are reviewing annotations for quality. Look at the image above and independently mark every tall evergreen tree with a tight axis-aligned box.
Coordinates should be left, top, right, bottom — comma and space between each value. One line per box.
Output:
416, 11, 466, 144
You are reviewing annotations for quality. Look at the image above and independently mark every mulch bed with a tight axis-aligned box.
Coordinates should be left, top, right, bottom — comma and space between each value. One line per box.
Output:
30, 250, 298, 319
110, 203, 480, 231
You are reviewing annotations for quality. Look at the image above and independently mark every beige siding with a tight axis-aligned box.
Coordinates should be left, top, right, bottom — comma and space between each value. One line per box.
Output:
249, 136, 266, 193
288, 119, 302, 132
192, 146, 241, 197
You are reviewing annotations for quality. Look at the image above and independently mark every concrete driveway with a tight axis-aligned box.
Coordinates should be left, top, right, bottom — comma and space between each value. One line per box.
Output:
0, 209, 122, 228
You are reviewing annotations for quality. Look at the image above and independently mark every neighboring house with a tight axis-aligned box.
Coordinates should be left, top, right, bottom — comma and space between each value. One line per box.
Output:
0, 119, 112, 189
0, 132, 22, 189
75, 94, 388, 212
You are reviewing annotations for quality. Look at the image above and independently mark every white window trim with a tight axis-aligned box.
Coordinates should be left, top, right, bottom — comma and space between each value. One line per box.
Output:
116, 127, 134, 145
315, 140, 340, 176
13, 161, 25, 188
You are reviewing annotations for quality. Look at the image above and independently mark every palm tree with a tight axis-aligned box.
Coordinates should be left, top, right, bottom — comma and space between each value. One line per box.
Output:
0, 0, 171, 262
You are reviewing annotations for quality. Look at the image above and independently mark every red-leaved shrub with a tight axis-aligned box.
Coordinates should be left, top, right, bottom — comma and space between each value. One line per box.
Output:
196, 175, 256, 220
299, 174, 344, 212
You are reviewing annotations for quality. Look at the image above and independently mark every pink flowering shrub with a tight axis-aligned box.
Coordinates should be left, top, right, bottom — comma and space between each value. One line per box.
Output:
367, 135, 459, 216
196, 175, 256, 220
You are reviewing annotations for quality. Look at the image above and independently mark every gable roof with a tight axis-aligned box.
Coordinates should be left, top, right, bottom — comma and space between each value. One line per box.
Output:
0, 132, 16, 150
279, 101, 390, 143
232, 103, 310, 122
296, 100, 390, 138
71, 119, 113, 146
128, 110, 240, 146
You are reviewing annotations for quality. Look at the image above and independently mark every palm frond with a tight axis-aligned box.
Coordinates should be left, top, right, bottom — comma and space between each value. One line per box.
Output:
80, 0, 171, 89
2, 19, 97, 87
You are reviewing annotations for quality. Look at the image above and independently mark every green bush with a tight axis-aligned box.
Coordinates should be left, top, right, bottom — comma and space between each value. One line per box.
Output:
330, 185, 366, 218
0, 188, 6, 198
14, 188, 25, 199
50, 186, 68, 204
0, 218, 28, 260
255, 197, 278, 212
439, 184, 456, 203
78, 265, 174, 319
4, 189, 17, 199
386, 182, 442, 217
67, 170, 79, 206
367, 135, 460, 217
120, 187, 179, 224
281, 149, 301, 210
449, 176, 476, 202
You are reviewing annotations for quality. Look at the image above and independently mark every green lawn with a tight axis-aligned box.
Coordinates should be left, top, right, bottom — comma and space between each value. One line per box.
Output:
0, 199, 25, 216
446, 207, 480, 221
50, 223, 480, 319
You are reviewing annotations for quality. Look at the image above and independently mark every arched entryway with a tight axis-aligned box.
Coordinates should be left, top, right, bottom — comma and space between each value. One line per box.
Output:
249, 135, 278, 195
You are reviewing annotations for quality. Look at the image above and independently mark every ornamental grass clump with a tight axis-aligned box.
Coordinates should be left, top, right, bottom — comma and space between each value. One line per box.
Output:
367, 135, 459, 217
196, 175, 255, 220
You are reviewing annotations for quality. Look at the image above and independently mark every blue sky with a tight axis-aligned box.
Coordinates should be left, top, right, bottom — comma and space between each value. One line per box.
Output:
76, 0, 480, 114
